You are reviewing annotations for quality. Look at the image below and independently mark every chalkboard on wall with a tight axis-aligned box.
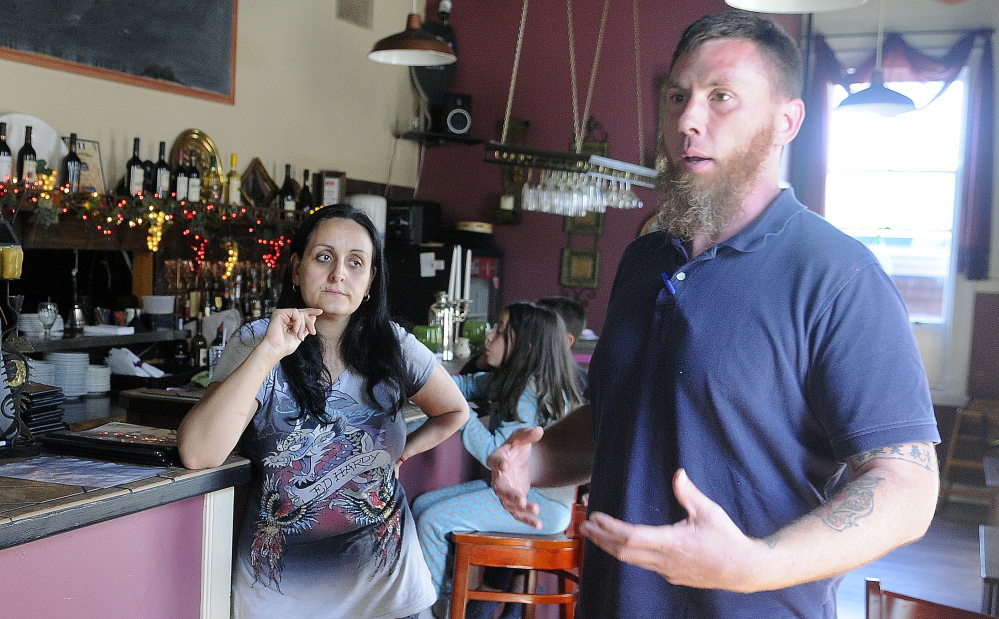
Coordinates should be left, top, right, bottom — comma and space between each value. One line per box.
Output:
0, 0, 237, 104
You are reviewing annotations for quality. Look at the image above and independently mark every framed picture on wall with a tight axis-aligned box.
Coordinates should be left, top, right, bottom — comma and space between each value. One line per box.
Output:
564, 210, 605, 235
560, 248, 601, 289
313, 170, 346, 207
63, 137, 105, 194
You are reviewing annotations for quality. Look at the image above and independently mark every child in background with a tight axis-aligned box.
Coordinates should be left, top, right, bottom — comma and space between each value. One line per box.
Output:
412, 301, 584, 619
459, 295, 588, 393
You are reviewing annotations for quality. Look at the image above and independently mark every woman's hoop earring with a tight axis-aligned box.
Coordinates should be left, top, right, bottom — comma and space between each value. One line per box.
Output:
363, 294, 371, 302
292, 284, 299, 292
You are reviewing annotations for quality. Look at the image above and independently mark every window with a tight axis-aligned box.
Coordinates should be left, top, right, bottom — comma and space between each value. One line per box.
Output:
824, 75, 967, 324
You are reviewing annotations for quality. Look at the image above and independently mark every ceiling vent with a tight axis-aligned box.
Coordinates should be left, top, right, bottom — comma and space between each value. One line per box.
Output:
337, 0, 373, 29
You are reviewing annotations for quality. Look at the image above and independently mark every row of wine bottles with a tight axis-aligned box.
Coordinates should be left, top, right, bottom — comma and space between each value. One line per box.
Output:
0, 122, 319, 216
0, 123, 40, 188
123, 137, 243, 206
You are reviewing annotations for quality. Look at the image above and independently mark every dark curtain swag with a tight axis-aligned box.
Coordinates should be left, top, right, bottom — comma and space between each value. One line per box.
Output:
789, 29, 994, 280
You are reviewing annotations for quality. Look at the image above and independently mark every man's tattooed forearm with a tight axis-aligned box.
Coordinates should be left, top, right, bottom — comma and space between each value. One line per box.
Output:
847, 442, 937, 475
811, 476, 884, 531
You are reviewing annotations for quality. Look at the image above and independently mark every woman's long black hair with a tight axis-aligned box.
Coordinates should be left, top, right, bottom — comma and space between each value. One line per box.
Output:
275, 204, 409, 422
490, 301, 583, 427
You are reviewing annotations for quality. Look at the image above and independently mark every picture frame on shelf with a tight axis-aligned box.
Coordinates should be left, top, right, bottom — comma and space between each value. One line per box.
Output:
564, 210, 605, 236
63, 137, 105, 194
560, 248, 601, 289
241, 158, 278, 209
313, 170, 346, 207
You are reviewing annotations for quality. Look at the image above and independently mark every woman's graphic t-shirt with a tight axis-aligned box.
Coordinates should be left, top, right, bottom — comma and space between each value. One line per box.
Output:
212, 320, 436, 619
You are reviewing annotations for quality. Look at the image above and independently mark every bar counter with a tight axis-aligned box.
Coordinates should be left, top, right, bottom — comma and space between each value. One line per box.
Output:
0, 450, 250, 618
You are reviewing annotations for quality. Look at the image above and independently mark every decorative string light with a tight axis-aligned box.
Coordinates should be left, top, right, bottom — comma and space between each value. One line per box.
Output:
223, 239, 239, 278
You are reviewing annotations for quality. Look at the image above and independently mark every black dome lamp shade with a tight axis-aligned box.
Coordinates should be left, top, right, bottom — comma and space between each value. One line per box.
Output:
838, 0, 915, 116
369, 13, 457, 67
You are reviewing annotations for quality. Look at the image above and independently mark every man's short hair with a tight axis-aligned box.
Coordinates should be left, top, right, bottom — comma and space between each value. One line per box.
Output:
538, 296, 586, 340
669, 12, 803, 100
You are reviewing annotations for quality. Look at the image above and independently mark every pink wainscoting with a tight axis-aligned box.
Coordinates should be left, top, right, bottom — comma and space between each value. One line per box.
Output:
400, 430, 482, 504
0, 495, 204, 619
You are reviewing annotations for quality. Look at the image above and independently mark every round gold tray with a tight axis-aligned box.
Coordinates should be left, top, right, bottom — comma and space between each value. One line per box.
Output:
169, 129, 224, 180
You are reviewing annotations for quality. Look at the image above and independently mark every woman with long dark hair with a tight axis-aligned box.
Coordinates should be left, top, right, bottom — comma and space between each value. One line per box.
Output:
411, 301, 584, 618
178, 205, 469, 619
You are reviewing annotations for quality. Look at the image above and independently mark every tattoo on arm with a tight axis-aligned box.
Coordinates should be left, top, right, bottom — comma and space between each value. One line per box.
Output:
811, 475, 883, 531
847, 442, 937, 476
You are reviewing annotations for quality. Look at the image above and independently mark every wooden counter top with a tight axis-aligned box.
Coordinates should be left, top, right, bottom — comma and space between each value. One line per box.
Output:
0, 452, 250, 550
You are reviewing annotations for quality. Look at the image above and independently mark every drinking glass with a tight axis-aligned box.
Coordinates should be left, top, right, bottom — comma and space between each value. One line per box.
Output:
463, 320, 489, 351
413, 325, 442, 353
37, 301, 58, 339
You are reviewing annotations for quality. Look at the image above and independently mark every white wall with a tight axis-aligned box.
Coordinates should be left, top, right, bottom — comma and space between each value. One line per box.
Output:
814, 0, 999, 406
0, 0, 422, 190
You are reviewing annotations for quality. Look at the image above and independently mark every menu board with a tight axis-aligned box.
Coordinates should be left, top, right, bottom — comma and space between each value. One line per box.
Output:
0, 0, 236, 103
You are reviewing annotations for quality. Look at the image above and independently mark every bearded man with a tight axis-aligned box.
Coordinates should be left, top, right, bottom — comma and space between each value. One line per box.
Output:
486, 12, 940, 619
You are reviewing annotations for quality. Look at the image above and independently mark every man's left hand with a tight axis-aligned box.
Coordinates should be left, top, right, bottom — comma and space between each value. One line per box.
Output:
579, 468, 766, 593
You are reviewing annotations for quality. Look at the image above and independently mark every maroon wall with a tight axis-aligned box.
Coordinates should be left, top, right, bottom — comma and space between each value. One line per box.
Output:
413, 0, 731, 333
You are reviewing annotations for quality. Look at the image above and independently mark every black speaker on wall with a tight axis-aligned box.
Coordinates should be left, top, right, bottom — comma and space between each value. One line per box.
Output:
432, 93, 472, 136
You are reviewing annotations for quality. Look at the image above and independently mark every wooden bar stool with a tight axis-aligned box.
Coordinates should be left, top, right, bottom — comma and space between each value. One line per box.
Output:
449, 500, 586, 619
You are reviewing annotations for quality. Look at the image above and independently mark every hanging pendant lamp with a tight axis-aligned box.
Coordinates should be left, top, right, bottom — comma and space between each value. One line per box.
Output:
838, 0, 915, 116
725, 0, 866, 13
368, 8, 456, 67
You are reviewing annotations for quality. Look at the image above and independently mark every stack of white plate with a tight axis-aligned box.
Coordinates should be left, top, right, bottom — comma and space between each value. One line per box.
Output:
27, 359, 56, 385
86, 364, 112, 395
46, 352, 89, 399
19, 313, 65, 338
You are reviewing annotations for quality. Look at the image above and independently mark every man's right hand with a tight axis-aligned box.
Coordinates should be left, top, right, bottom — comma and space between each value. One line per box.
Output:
488, 426, 545, 529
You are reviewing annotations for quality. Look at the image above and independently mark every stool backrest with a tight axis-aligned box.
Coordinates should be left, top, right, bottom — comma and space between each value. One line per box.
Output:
866, 578, 990, 619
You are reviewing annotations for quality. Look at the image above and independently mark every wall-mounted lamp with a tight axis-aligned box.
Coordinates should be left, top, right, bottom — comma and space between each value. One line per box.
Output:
368, 3, 457, 67
724, 0, 866, 13
837, 0, 915, 116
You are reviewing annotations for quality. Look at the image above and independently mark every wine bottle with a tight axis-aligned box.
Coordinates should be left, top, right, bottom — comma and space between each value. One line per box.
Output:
203, 155, 223, 203
225, 153, 241, 207
0, 122, 12, 184
126, 137, 144, 197
142, 155, 155, 196
248, 277, 263, 319
16, 126, 37, 187
60, 133, 82, 193
186, 151, 202, 203
154, 141, 171, 199
278, 164, 296, 216
298, 169, 313, 212
190, 317, 208, 369
174, 152, 190, 201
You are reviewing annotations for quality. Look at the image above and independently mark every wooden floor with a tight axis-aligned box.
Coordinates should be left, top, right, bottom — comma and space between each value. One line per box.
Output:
835, 500, 987, 618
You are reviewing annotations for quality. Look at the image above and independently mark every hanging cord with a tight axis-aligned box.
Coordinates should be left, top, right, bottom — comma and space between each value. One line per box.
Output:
632, 0, 645, 164
501, 0, 531, 144
875, 0, 886, 72
567, 0, 611, 153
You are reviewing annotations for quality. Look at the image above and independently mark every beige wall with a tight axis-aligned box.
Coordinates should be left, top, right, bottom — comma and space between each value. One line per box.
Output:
0, 0, 421, 190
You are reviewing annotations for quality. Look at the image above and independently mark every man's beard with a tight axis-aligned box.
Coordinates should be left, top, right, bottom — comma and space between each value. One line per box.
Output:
656, 124, 775, 242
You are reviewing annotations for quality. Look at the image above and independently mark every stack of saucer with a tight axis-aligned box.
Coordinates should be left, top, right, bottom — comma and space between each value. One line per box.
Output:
86, 364, 112, 395
46, 352, 89, 399
27, 359, 56, 386
19, 313, 65, 338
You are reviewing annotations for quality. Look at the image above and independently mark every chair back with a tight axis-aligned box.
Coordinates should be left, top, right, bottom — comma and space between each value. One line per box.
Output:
866, 578, 991, 619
